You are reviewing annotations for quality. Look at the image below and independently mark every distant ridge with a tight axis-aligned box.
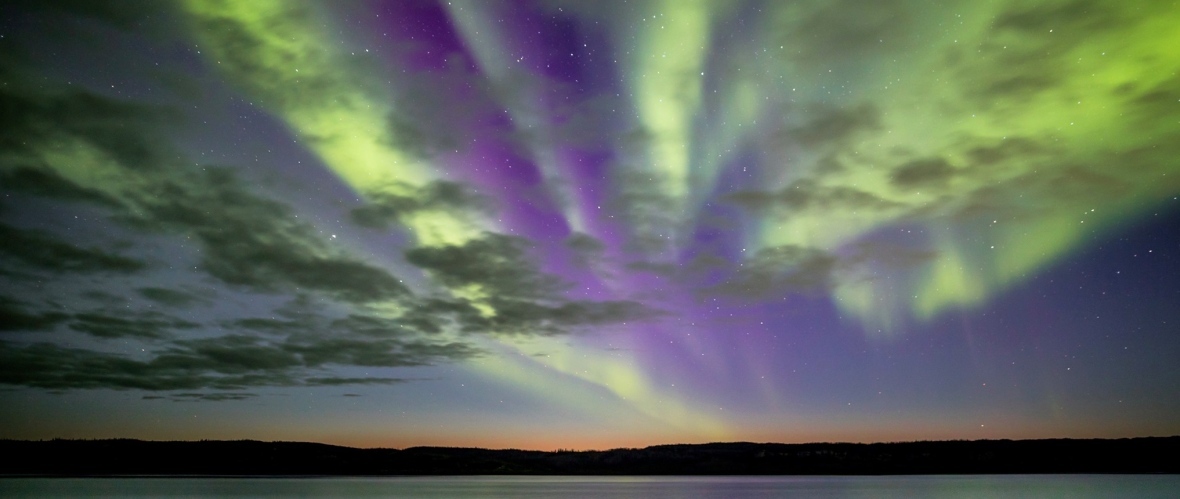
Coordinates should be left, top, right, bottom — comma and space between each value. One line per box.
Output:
2, 437, 1178, 476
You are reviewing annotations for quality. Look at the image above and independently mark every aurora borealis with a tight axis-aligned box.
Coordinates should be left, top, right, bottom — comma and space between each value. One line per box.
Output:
1, 0, 1178, 450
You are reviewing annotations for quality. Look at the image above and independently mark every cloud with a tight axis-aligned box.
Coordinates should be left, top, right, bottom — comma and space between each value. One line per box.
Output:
153, 335, 303, 374
1, 53, 413, 305
0, 325, 478, 392
128, 167, 411, 304
962, 137, 1046, 166
770, 0, 913, 67
787, 103, 881, 150
405, 233, 567, 299
565, 232, 607, 269
403, 232, 664, 335
282, 337, 479, 368
0, 299, 486, 392
396, 297, 481, 335
890, 157, 958, 189
305, 377, 411, 387
137, 287, 210, 308
992, 0, 1121, 34
0, 223, 145, 274
351, 181, 492, 229
0, 6, 675, 402
0, 167, 123, 208
606, 169, 680, 254
0, 341, 287, 391
383, 67, 495, 160
68, 311, 198, 340
465, 297, 663, 336
0, 75, 177, 174
157, 392, 258, 402
0, 297, 68, 332
327, 314, 420, 338
700, 245, 838, 299
952, 0, 1127, 104
624, 260, 679, 277
397, 293, 661, 337
840, 240, 937, 270
3, 0, 172, 32
565, 232, 605, 256
696, 239, 940, 302
725, 178, 904, 215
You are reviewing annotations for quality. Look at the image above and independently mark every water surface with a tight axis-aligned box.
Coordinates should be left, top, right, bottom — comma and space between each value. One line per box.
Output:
2, 475, 1177, 498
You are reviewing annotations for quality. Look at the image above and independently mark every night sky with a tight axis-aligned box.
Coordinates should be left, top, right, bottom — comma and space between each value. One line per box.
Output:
1, 0, 1178, 450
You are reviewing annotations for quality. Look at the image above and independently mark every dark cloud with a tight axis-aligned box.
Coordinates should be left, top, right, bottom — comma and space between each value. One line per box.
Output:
137, 287, 209, 308
397, 292, 660, 337
180, 3, 330, 113
161, 392, 258, 402
696, 239, 939, 301
1, 52, 410, 305
890, 157, 958, 189
955, 0, 1126, 104
0, 77, 177, 173
1132, 75, 1180, 109
700, 245, 838, 299
405, 233, 567, 299
0, 216, 483, 393
79, 290, 130, 306
992, 0, 1121, 35
0, 223, 145, 274
0, 341, 291, 391
0, 167, 123, 208
0, 323, 479, 392
841, 240, 937, 270
566, 232, 607, 269
1125, 74, 1180, 135
788, 103, 881, 149
129, 167, 411, 303
464, 297, 662, 336
963, 138, 1046, 166
625, 260, 679, 277
351, 181, 492, 229
306, 378, 410, 387
0, 297, 68, 332
0, 12, 673, 401
229, 317, 304, 336
3, 0, 173, 32
565, 232, 605, 256
327, 314, 416, 338
403, 232, 663, 335
772, 0, 912, 66
726, 178, 903, 214
396, 297, 481, 335
68, 311, 198, 340
226, 306, 480, 361
0, 28, 542, 398
607, 170, 679, 254
155, 335, 303, 374
282, 337, 478, 368
542, 93, 632, 148
384, 66, 492, 159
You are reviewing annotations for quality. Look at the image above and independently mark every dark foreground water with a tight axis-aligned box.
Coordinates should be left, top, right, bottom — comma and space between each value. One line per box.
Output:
2, 475, 1178, 498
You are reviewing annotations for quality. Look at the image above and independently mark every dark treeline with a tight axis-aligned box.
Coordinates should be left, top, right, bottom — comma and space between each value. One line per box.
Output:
1, 437, 1177, 476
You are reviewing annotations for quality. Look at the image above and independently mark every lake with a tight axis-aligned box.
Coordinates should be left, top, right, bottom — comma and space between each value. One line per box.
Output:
2, 475, 1177, 498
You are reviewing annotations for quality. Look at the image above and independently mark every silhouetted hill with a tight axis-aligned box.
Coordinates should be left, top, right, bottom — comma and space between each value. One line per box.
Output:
1, 437, 1177, 476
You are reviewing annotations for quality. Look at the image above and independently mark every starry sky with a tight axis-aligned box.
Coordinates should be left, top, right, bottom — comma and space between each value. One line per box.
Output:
1, 0, 1178, 450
